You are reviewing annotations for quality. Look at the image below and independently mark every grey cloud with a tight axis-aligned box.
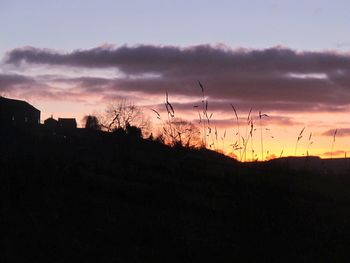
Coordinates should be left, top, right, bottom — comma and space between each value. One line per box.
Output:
5, 45, 350, 75
4, 44, 350, 112
322, 128, 350, 137
196, 115, 301, 128
51, 75, 349, 112
0, 73, 35, 91
0, 73, 90, 101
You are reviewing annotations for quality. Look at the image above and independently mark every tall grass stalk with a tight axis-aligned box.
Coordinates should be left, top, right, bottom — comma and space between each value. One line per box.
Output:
294, 127, 305, 156
164, 91, 176, 143
231, 104, 241, 160
151, 109, 161, 120
331, 129, 337, 159
198, 81, 207, 147
221, 130, 226, 152
280, 149, 284, 158
242, 115, 254, 162
250, 120, 255, 161
259, 111, 269, 161
243, 107, 253, 161
306, 132, 313, 157
214, 126, 218, 151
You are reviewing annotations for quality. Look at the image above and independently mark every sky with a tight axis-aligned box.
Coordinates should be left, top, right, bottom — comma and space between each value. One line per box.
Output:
1, 0, 350, 160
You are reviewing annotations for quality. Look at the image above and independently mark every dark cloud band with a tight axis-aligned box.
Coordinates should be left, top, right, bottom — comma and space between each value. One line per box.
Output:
3, 44, 350, 113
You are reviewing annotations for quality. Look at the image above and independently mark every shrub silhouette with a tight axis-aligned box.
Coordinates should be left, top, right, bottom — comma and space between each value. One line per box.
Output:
126, 123, 142, 138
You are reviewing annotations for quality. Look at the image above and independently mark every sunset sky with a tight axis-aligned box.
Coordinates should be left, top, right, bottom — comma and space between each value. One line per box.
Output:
1, 0, 350, 159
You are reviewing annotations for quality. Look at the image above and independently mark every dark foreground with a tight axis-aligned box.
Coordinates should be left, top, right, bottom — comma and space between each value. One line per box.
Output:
1, 128, 350, 262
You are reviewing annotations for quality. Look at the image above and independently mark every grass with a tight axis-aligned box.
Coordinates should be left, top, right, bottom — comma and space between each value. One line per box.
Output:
149, 82, 343, 160
230, 104, 241, 160
259, 111, 269, 161
294, 126, 305, 156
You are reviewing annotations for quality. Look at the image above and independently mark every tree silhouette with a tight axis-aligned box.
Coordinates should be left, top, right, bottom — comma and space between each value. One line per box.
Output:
83, 115, 101, 130
101, 100, 150, 137
161, 117, 200, 147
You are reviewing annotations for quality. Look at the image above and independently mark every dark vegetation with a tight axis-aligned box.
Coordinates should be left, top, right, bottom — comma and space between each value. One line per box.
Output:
1, 126, 350, 262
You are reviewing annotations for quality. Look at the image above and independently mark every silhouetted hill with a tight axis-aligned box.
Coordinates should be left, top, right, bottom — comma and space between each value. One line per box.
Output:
268, 156, 350, 175
1, 127, 350, 262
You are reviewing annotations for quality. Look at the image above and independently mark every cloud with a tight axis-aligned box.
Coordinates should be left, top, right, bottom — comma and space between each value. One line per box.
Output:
0, 73, 35, 91
6, 44, 350, 75
336, 42, 350, 48
321, 128, 350, 137
0, 73, 95, 102
322, 150, 347, 157
195, 115, 300, 128
4, 44, 350, 113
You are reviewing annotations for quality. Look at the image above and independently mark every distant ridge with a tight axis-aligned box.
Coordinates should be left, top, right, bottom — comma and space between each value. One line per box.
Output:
267, 156, 350, 175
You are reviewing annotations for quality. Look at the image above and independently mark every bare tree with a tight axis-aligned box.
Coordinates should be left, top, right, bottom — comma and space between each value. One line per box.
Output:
101, 100, 151, 137
161, 117, 200, 147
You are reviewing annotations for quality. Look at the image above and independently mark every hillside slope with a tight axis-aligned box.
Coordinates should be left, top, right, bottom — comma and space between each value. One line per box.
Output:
1, 128, 350, 262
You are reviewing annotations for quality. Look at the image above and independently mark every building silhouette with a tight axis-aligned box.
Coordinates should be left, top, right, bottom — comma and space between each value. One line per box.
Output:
58, 118, 77, 130
44, 116, 58, 130
0, 96, 40, 128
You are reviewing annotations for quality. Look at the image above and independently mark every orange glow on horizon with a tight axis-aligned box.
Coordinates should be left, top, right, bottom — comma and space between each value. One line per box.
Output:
5, 92, 350, 161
